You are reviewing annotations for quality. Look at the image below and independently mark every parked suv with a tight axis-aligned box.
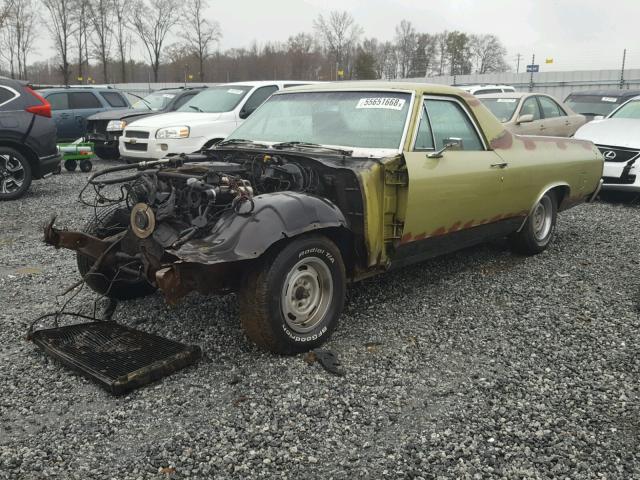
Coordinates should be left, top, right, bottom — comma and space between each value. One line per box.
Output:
0, 77, 60, 200
38, 87, 131, 142
119, 81, 311, 163
86, 87, 207, 160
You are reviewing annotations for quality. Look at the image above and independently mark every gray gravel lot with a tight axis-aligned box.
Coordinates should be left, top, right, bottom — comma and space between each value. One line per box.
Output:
0, 158, 638, 479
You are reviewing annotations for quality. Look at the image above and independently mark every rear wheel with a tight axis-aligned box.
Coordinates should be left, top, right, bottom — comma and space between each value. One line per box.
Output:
79, 159, 93, 172
239, 235, 346, 354
509, 190, 557, 255
0, 147, 32, 200
77, 206, 156, 300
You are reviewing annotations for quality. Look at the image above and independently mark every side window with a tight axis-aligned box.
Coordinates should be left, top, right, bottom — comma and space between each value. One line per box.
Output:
69, 92, 102, 109
520, 97, 541, 120
0, 87, 17, 106
424, 99, 483, 151
241, 85, 278, 118
100, 91, 128, 108
413, 105, 435, 150
538, 96, 565, 118
284, 83, 308, 88
475, 88, 501, 95
47, 93, 69, 110
172, 93, 196, 110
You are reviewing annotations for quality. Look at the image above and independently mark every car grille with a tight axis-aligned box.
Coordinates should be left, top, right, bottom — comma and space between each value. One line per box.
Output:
125, 130, 150, 139
603, 175, 637, 185
124, 142, 147, 151
596, 145, 640, 163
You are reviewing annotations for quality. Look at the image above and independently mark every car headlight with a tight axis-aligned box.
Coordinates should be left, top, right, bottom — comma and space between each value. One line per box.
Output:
156, 126, 190, 139
106, 120, 127, 131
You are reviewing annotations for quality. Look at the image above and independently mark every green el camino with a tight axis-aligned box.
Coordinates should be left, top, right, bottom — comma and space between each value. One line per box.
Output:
45, 82, 604, 354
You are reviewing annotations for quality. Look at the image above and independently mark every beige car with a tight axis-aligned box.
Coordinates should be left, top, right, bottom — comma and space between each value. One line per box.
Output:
478, 92, 586, 137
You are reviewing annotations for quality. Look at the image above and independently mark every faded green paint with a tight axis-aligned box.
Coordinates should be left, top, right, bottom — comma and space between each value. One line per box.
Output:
287, 82, 603, 268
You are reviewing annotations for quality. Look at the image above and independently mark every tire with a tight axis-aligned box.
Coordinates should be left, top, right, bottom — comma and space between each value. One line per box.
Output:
94, 145, 119, 160
239, 235, 346, 355
0, 147, 32, 200
64, 159, 77, 171
509, 190, 557, 255
79, 159, 93, 172
77, 206, 156, 300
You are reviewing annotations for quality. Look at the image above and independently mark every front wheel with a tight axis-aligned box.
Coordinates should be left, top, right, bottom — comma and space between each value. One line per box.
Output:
509, 190, 557, 255
239, 235, 346, 354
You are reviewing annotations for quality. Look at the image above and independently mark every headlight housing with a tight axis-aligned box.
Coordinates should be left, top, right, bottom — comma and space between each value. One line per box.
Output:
106, 120, 127, 131
156, 126, 190, 139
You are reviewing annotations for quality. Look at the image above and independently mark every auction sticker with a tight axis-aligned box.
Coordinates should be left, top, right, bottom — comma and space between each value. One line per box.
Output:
497, 98, 517, 103
228, 89, 244, 95
356, 97, 406, 110
602, 97, 617, 103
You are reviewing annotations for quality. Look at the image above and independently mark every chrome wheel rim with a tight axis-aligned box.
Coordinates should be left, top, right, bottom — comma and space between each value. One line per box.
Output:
0, 154, 25, 194
281, 257, 333, 334
532, 196, 553, 241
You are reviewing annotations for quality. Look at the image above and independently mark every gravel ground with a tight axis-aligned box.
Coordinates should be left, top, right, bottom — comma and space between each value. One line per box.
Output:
0, 159, 639, 479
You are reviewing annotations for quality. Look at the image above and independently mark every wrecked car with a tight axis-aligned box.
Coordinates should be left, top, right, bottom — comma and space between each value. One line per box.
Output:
44, 82, 604, 354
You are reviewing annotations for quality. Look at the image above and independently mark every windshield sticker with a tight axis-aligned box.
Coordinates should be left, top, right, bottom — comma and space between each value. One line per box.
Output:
496, 98, 517, 103
227, 89, 244, 95
356, 97, 406, 110
601, 97, 617, 103
162, 94, 175, 98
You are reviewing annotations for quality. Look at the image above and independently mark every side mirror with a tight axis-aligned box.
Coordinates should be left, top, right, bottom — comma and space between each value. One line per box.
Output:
516, 114, 534, 125
427, 137, 463, 158
239, 107, 254, 119
593, 115, 604, 121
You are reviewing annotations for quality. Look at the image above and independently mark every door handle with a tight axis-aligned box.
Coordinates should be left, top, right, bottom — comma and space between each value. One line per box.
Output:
490, 162, 508, 169
540, 125, 546, 130
565, 120, 571, 126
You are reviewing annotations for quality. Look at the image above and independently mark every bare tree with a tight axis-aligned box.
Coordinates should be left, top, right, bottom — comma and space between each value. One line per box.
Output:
178, 0, 220, 81
410, 33, 437, 78
73, 0, 90, 81
16, 0, 37, 79
42, 0, 75, 84
88, 0, 113, 82
313, 10, 362, 77
394, 19, 416, 78
470, 34, 509, 74
436, 31, 448, 76
112, 0, 129, 82
131, 0, 181, 82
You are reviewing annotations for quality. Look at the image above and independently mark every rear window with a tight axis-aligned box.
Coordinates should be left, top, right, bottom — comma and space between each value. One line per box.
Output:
100, 91, 128, 108
69, 92, 102, 109
475, 88, 502, 95
0, 86, 18, 107
564, 94, 623, 116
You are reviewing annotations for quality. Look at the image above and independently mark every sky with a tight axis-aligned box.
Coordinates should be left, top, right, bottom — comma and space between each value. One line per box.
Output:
33, 0, 640, 73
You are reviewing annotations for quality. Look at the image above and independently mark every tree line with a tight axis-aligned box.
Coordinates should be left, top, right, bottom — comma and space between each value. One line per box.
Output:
0, 2, 510, 85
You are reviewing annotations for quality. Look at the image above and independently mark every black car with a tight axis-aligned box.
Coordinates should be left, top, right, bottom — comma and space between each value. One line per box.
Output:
564, 89, 640, 121
0, 77, 61, 200
86, 87, 207, 159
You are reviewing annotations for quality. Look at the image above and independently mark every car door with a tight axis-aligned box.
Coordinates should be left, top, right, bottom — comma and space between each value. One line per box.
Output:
237, 85, 278, 123
45, 92, 74, 140
69, 92, 104, 139
537, 95, 572, 136
514, 96, 544, 135
396, 96, 511, 263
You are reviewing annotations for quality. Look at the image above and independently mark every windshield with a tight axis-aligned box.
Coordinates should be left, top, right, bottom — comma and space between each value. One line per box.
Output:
178, 85, 252, 113
227, 91, 412, 150
132, 92, 177, 111
479, 98, 519, 122
609, 99, 640, 119
564, 94, 622, 116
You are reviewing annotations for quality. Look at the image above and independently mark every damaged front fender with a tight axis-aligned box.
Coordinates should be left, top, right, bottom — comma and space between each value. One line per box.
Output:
169, 191, 349, 265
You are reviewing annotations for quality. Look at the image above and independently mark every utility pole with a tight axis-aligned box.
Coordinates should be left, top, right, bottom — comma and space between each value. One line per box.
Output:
516, 53, 522, 74
528, 53, 535, 92
620, 48, 627, 90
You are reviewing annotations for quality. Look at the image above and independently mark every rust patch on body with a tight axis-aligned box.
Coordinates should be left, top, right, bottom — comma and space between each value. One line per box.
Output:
431, 226, 446, 237
448, 221, 462, 233
489, 131, 513, 150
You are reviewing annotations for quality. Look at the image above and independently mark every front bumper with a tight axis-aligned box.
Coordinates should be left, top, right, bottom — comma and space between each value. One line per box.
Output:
37, 152, 62, 178
119, 134, 205, 161
601, 159, 639, 192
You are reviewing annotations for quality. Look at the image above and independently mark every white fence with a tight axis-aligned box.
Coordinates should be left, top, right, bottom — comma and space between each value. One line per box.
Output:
402, 69, 640, 101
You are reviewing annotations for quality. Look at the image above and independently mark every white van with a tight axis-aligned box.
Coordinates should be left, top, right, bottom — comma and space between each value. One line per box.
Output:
459, 85, 516, 95
119, 81, 312, 162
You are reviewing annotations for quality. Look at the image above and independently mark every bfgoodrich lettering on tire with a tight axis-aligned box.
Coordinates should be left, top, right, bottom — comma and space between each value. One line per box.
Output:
239, 235, 346, 354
